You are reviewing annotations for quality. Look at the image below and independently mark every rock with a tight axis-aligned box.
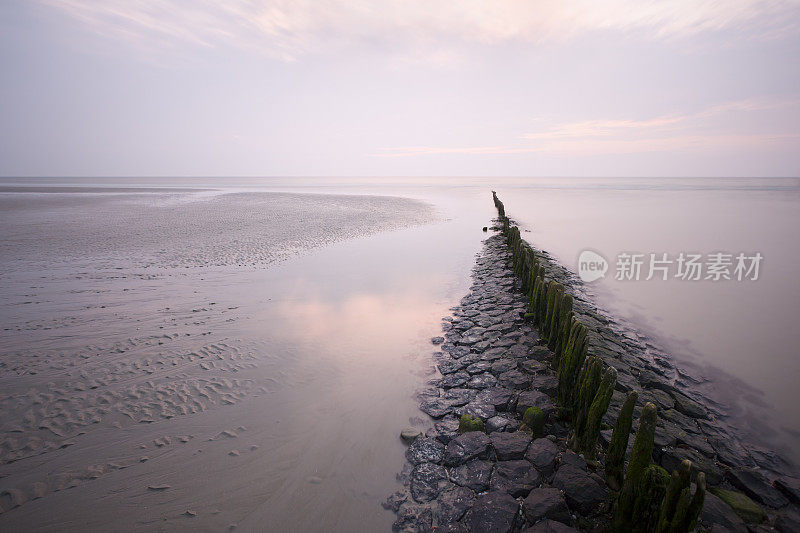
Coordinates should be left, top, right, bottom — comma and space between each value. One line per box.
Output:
486, 415, 513, 433
516, 390, 556, 419
491, 431, 531, 460
529, 374, 559, 397
406, 437, 445, 465
410, 462, 451, 503
519, 359, 548, 375
450, 459, 494, 492
660, 446, 723, 485
528, 345, 552, 362
420, 398, 454, 419
638, 369, 674, 393
522, 487, 571, 525
491, 460, 541, 497
775, 476, 800, 504
443, 432, 492, 466
394, 504, 434, 532
383, 491, 407, 512
672, 392, 708, 419
456, 400, 496, 421
432, 336, 445, 345
522, 519, 579, 532
491, 359, 516, 375
436, 486, 475, 524
526, 438, 559, 477
726, 468, 789, 509
557, 451, 586, 471
439, 359, 466, 375
401, 427, 423, 443
708, 488, 767, 524
476, 387, 514, 411
440, 372, 471, 389
498, 370, 532, 390
467, 373, 499, 390
701, 493, 749, 532
444, 388, 478, 406
551, 465, 607, 515
467, 361, 494, 375
775, 506, 800, 532
432, 417, 460, 444
469, 491, 520, 533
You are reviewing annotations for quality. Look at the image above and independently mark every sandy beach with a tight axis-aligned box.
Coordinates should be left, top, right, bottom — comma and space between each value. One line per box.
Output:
0, 187, 491, 530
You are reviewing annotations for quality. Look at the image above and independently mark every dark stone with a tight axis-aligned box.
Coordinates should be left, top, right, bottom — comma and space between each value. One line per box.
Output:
519, 360, 547, 374
432, 336, 445, 345
455, 400, 496, 421
450, 459, 494, 492
436, 486, 475, 524
775, 476, 800, 504
491, 431, 531, 460
432, 417, 460, 444
469, 491, 520, 533
498, 370, 533, 390
704, 433, 754, 468
700, 492, 748, 533
491, 460, 541, 497
526, 438, 559, 477
529, 374, 559, 397
491, 359, 517, 375
558, 451, 586, 472
443, 432, 492, 466
443, 388, 478, 407
486, 415, 513, 433
448, 346, 472, 359
660, 446, 724, 485
467, 373, 499, 389
476, 387, 514, 411
440, 372, 471, 389
672, 391, 709, 419
638, 369, 674, 393
551, 465, 607, 515
676, 431, 716, 458
420, 398, 454, 419
439, 358, 466, 375
521, 519, 579, 532
775, 506, 800, 533
383, 490, 407, 512
393, 504, 434, 532
726, 468, 789, 509
516, 390, 556, 419
528, 346, 552, 362
522, 487, 571, 525
406, 437, 445, 465
467, 361, 494, 374
410, 462, 451, 503
508, 344, 529, 360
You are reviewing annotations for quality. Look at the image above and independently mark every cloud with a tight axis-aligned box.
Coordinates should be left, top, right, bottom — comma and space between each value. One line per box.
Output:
372, 98, 800, 157
39, 0, 800, 61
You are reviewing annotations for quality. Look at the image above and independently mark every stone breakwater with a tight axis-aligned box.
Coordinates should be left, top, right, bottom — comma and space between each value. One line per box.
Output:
386, 193, 800, 532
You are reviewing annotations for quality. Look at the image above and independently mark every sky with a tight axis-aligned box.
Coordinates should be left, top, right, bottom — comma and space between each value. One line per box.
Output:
1, 0, 799, 177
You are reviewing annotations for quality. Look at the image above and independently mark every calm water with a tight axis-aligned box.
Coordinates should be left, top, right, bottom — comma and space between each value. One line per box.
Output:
0, 177, 798, 530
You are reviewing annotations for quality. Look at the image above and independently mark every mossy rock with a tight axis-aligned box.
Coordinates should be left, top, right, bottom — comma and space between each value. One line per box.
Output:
458, 414, 486, 434
709, 487, 766, 524
523, 406, 545, 437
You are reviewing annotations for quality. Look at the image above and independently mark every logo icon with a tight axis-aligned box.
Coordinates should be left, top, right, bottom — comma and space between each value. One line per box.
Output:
578, 250, 608, 283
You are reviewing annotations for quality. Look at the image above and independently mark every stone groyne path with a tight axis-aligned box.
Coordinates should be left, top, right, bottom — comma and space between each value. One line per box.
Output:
387, 196, 800, 532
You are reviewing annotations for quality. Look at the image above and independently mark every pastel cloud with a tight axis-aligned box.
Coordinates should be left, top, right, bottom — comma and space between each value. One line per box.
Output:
41, 0, 800, 61
373, 98, 800, 157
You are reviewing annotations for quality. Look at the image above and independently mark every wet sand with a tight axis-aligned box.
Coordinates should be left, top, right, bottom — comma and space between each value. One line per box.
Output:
0, 188, 492, 530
